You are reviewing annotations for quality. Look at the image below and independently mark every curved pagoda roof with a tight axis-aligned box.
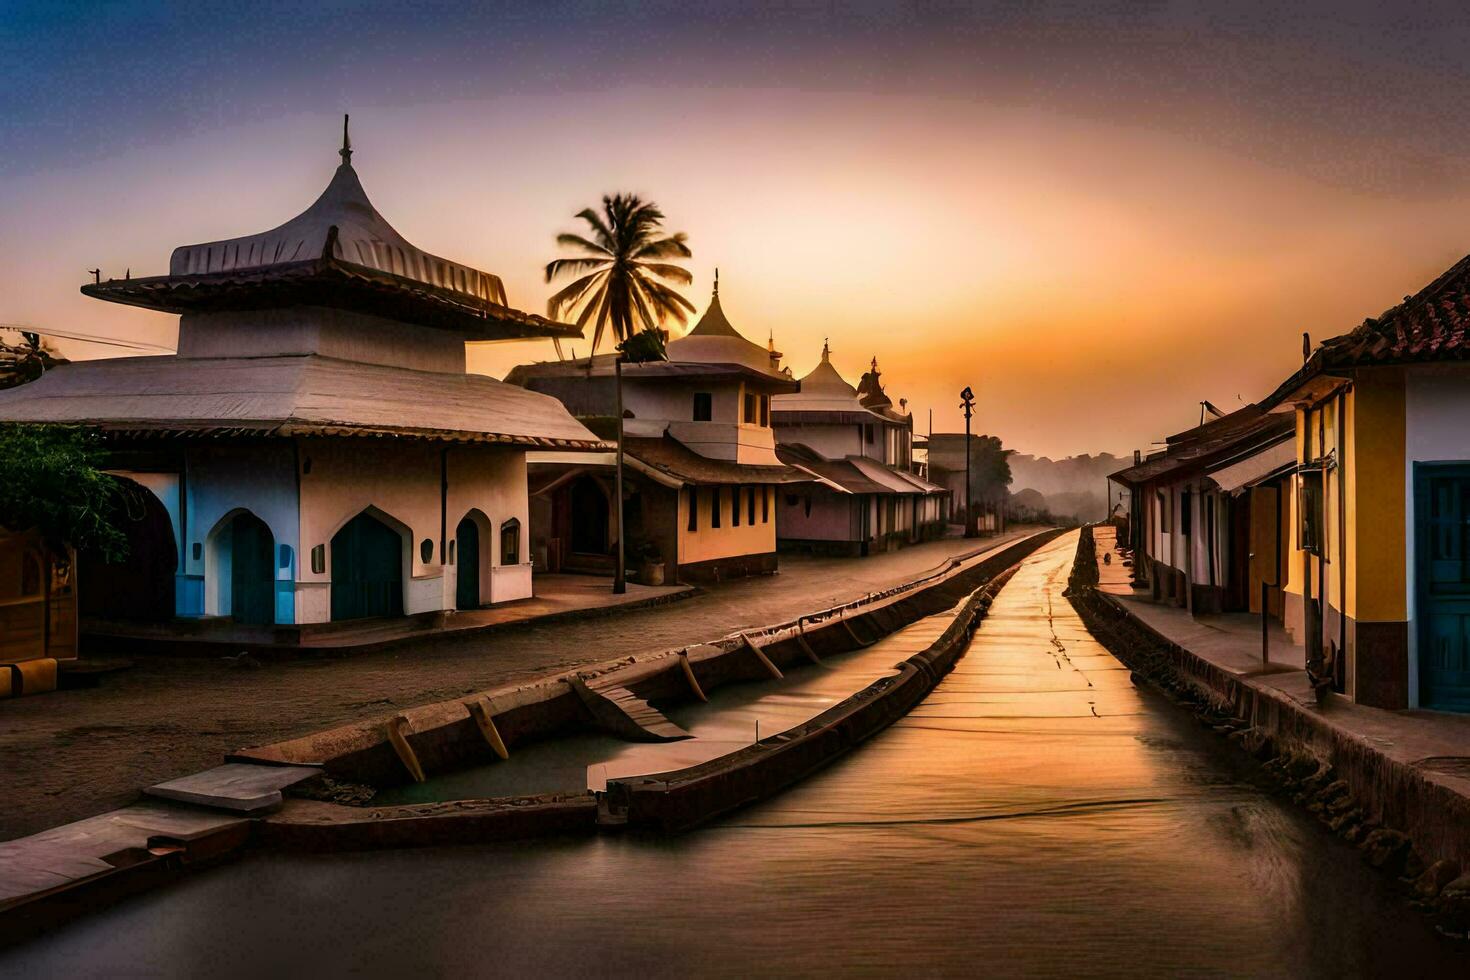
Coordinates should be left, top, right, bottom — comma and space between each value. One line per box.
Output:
772, 344, 910, 425
82, 119, 580, 343
667, 274, 787, 377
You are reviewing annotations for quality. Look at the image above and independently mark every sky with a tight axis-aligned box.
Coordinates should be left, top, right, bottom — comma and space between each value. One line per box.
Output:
6, 1, 1470, 457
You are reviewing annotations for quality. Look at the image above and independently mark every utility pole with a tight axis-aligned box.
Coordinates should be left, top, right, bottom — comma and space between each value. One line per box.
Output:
613, 354, 627, 594
960, 386, 976, 539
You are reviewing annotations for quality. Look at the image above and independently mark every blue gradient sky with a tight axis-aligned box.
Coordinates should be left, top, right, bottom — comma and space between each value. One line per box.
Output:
7, 1, 1470, 455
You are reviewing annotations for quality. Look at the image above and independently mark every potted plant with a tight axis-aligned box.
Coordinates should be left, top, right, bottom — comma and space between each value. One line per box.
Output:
630, 540, 665, 586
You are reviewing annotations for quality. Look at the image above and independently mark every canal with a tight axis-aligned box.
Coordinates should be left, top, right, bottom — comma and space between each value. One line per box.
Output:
3, 534, 1461, 977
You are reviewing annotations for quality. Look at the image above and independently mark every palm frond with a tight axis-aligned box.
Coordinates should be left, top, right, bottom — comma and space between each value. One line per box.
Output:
543, 256, 608, 284
554, 233, 611, 256
546, 269, 608, 319
547, 193, 693, 354
633, 262, 694, 284
633, 234, 691, 260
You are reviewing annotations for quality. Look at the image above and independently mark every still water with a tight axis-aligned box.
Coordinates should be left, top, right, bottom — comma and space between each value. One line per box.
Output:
3, 535, 1461, 977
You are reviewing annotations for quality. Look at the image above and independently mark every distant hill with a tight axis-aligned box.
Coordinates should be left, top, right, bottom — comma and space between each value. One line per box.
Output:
1007, 452, 1128, 523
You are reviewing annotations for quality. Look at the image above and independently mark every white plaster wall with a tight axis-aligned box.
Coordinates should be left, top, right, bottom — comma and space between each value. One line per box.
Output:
445, 446, 533, 605
775, 422, 863, 459
297, 439, 446, 621
624, 379, 741, 423
1403, 365, 1470, 708
179, 445, 300, 621
178, 307, 467, 373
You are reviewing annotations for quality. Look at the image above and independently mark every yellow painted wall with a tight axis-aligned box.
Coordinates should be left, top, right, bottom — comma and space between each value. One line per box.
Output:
1283, 411, 1307, 601
677, 485, 777, 565
1349, 371, 1406, 621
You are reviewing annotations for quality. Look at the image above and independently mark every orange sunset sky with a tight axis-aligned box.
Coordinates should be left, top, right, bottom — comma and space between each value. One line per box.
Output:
6, 2, 1470, 457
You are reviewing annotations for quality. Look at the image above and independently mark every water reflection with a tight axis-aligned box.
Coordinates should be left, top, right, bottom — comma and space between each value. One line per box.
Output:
3, 535, 1460, 978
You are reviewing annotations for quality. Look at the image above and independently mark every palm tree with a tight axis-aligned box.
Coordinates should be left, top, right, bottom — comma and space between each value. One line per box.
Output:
544, 193, 695, 358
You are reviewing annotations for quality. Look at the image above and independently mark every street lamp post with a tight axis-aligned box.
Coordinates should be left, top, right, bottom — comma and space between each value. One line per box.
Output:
613, 353, 627, 594
960, 386, 976, 539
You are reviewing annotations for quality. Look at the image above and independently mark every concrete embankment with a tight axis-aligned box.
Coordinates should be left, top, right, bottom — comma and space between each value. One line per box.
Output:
1067, 526, 1470, 932
0, 531, 1062, 944
604, 564, 1018, 832
255, 530, 1064, 848
244, 530, 1064, 804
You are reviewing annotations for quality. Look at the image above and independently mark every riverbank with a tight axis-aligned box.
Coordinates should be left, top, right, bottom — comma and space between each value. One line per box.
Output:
0, 528, 1039, 842
1069, 524, 1470, 935
0, 529, 1056, 944
8, 529, 1458, 976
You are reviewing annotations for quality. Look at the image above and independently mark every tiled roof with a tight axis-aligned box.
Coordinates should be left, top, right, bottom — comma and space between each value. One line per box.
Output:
1267, 252, 1470, 405
0, 354, 605, 448
1109, 405, 1294, 487
624, 436, 803, 486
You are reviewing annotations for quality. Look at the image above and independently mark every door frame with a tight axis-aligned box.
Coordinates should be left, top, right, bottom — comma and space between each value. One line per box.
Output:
1413, 461, 1470, 711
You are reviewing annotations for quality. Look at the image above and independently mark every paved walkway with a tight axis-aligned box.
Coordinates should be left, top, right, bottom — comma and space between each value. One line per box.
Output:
0, 528, 1037, 841
1092, 525, 1470, 800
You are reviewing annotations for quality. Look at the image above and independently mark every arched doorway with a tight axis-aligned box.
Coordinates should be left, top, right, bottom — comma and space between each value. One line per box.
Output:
227, 512, 275, 625
569, 477, 610, 556
456, 515, 480, 610
78, 476, 177, 623
331, 511, 404, 621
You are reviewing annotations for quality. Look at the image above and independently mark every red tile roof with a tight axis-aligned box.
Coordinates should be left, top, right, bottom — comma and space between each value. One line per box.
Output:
1267, 252, 1470, 405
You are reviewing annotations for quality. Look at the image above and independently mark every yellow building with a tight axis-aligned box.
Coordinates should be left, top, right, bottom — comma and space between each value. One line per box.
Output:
1266, 256, 1470, 711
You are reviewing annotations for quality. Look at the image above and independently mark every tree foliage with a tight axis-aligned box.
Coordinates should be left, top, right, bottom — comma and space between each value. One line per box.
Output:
0, 424, 128, 560
544, 193, 695, 356
0, 331, 66, 390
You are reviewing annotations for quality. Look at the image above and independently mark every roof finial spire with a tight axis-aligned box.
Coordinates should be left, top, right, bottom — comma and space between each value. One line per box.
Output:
870, 355, 879, 373
768, 329, 775, 352
340, 113, 352, 165
713, 267, 719, 296
821, 338, 830, 361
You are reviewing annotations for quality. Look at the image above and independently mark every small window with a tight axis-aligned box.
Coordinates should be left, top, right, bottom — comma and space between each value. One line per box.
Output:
1180, 490, 1192, 537
785, 494, 799, 507
744, 393, 757, 423
804, 495, 812, 518
192, 542, 203, 561
693, 392, 713, 422
686, 486, 698, 532
1157, 490, 1170, 533
733, 487, 742, 526
747, 486, 756, 524
311, 544, 326, 574
711, 488, 722, 529
759, 395, 769, 427
448, 540, 456, 565
1298, 470, 1324, 555
420, 538, 434, 564
763, 487, 771, 523
865, 424, 874, 445
501, 518, 521, 565
278, 544, 293, 570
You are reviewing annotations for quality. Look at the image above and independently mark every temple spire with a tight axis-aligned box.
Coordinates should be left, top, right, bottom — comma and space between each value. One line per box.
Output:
713, 267, 719, 296
822, 338, 831, 361
339, 114, 352, 166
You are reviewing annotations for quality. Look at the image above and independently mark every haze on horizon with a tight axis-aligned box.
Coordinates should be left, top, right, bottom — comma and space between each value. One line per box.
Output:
6, 0, 1470, 459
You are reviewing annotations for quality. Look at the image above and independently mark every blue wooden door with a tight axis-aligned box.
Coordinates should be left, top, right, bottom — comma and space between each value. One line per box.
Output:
1417, 465, 1470, 712
456, 517, 480, 610
331, 513, 404, 621
229, 512, 275, 626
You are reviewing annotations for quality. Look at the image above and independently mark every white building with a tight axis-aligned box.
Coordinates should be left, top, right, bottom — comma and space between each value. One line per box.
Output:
509, 278, 804, 581
0, 126, 601, 634
772, 346, 947, 554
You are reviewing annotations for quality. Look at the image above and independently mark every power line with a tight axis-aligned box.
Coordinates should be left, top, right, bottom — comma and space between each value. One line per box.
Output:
0, 324, 174, 354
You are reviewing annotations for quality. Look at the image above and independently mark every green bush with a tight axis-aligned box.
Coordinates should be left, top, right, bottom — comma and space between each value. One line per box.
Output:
0, 424, 128, 560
